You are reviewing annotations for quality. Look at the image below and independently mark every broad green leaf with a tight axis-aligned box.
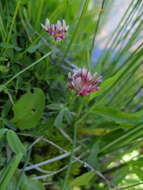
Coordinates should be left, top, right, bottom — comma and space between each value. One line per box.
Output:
7, 130, 26, 155
70, 171, 96, 187
0, 153, 23, 189
12, 88, 45, 129
92, 105, 143, 125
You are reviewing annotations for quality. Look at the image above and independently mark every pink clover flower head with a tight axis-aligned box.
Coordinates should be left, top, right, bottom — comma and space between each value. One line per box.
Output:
68, 67, 102, 96
41, 18, 69, 41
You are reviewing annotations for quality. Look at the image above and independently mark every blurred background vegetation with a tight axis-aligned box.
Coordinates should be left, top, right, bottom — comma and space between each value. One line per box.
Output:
0, 0, 143, 189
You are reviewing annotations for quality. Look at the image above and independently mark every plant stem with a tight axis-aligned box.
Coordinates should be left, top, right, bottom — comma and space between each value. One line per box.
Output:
2, 0, 21, 55
90, 0, 106, 55
64, 0, 90, 57
62, 125, 77, 190
6, 0, 21, 45
3, 51, 51, 88
117, 181, 143, 190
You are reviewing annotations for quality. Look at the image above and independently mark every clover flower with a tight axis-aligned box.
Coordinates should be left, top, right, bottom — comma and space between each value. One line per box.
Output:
41, 18, 69, 41
68, 67, 102, 96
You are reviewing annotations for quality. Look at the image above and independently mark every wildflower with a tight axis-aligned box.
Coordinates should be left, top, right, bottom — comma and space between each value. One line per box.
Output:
41, 18, 69, 41
68, 67, 102, 96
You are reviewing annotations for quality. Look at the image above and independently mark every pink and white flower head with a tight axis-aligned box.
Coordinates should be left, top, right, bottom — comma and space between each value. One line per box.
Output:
41, 18, 69, 41
68, 67, 102, 96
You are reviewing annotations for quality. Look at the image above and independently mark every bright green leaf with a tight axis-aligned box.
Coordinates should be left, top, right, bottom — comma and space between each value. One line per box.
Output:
12, 88, 45, 129
112, 166, 130, 185
0, 153, 23, 189
7, 130, 26, 155
70, 171, 96, 187
89, 70, 122, 101
54, 109, 65, 128
0, 128, 8, 139
92, 105, 143, 125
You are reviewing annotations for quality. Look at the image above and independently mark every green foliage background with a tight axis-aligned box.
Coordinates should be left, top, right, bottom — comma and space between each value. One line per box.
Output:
0, 0, 143, 189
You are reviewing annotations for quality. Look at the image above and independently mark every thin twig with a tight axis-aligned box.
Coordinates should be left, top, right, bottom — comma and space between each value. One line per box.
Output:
73, 157, 115, 189
18, 133, 67, 153
31, 153, 86, 181
27, 136, 43, 151
3, 52, 52, 88
24, 146, 80, 172
32, 166, 52, 174
31, 165, 68, 180
19, 133, 114, 188
117, 181, 143, 190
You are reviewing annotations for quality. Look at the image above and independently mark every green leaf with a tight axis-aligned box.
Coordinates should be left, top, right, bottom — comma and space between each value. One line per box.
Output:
92, 105, 143, 125
12, 88, 45, 129
0, 57, 8, 61
18, 173, 45, 190
64, 108, 73, 124
87, 141, 100, 169
22, 178, 45, 190
27, 42, 42, 53
0, 153, 23, 189
0, 43, 22, 51
89, 70, 122, 101
54, 109, 65, 128
7, 130, 26, 155
70, 171, 96, 187
54, 107, 73, 128
112, 166, 130, 185
0, 65, 9, 73
0, 128, 8, 139
131, 160, 143, 180
47, 103, 64, 110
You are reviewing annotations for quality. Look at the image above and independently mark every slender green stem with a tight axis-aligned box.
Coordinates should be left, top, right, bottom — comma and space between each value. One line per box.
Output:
0, 14, 6, 40
64, 0, 90, 57
118, 181, 143, 190
101, 124, 143, 153
1, 0, 21, 56
6, 0, 21, 45
90, 0, 106, 55
62, 125, 77, 190
3, 52, 51, 88
35, 0, 44, 29
5, 90, 15, 106
16, 150, 32, 190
